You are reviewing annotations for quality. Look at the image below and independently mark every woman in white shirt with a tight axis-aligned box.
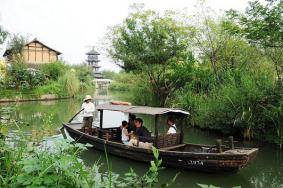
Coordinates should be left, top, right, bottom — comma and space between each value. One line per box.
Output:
81, 95, 95, 134
167, 117, 177, 134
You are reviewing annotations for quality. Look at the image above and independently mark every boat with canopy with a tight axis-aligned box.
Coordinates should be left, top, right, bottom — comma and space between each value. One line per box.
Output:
62, 102, 258, 173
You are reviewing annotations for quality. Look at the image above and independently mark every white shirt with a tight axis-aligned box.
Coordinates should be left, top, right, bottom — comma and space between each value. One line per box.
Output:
167, 124, 177, 134
81, 102, 95, 117
121, 127, 129, 141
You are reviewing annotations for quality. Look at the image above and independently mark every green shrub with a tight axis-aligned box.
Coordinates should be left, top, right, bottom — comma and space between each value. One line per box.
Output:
109, 81, 130, 91
74, 65, 92, 82
40, 61, 68, 80
108, 72, 157, 105
34, 81, 65, 96
102, 70, 116, 79
58, 69, 80, 97
175, 66, 278, 141
71, 65, 95, 92
5, 63, 46, 89
108, 72, 135, 92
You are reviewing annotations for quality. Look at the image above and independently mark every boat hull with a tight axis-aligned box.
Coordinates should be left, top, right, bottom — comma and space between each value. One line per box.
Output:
63, 123, 258, 173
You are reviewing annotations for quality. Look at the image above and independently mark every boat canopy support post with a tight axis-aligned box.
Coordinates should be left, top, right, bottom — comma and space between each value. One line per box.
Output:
154, 115, 159, 147
180, 117, 184, 144
99, 110, 103, 138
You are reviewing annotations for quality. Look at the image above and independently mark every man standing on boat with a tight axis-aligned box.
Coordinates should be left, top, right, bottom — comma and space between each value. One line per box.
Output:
81, 95, 95, 134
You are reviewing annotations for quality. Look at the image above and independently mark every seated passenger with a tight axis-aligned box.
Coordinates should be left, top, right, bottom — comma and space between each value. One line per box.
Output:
134, 118, 151, 138
167, 117, 177, 134
128, 114, 136, 133
121, 121, 131, 144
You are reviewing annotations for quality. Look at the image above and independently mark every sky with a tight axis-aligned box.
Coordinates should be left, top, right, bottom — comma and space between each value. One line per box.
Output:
0, 0, 251, 71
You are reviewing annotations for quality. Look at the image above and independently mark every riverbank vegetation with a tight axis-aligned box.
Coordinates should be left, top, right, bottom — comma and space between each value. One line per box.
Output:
0, 35, 94, 100
107, 0, 283, 146
0, 61, 93, 99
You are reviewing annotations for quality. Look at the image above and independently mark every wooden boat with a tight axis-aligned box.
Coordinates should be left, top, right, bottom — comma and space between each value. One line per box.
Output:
63, 103, 258, 173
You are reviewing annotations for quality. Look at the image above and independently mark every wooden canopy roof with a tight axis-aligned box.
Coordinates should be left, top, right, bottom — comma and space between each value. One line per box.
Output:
96, 103, 189, 117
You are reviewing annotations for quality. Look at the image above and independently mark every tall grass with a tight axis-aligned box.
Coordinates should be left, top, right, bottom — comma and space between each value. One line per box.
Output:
174, 65, 282, 143
59, 69, 80, 97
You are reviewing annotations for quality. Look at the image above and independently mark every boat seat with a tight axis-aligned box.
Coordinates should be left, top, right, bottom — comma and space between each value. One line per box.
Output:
156, 133, 181, 149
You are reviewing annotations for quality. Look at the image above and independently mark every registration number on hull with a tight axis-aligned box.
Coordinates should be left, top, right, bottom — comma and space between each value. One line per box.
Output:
188, 160, 204, 166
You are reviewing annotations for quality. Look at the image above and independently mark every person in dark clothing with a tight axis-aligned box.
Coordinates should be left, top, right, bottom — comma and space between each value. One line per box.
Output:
134, 118, 151, 138
128, 114, 136, 133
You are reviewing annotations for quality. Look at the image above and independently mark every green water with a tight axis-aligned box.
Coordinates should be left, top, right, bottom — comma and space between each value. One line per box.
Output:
1, 90, 283, 188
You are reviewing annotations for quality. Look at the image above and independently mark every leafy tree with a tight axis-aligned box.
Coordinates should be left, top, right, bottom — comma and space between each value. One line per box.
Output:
226, 0, 283, 81
108, 4, 194, 106
7, 34, 27, 63
189, 2, 265, 83
0, 25, 8, 46
189, 11, 227, 82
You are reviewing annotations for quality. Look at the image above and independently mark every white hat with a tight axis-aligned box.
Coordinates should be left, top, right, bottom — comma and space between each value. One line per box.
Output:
84, 95, 93, 101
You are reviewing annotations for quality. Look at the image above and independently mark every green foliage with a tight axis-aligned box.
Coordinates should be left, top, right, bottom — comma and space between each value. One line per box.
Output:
226, 0, 283, 48
108, 4, 191, 71
7, 34, 26, 63
106, 2, 283, 144
108, 4, 194, 106
225, 0, 283, 81
0, 63, 94, 99
8, 34, 26, 55
0, 106, 14, 137
175, 64, 277, 139
0, 111, 175, 188
58, 69, 80, 97
109, 72, 135, 92
262, 92, 283, 147
40, 61, 68, 80
120, 146, 177, 188
5, 63, 46, 89
13, 140, 97, 187
102, 70, 117, 80
109, 72, 157, 105
34, 81, 65, 96
72, 64, 94, 91
0, 25, 8, 45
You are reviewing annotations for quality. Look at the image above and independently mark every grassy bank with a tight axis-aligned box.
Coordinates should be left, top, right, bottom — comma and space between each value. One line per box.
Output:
0, 61, 95, 101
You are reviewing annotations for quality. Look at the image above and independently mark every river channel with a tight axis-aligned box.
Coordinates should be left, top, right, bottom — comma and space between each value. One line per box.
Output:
1, 90, 283, 188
